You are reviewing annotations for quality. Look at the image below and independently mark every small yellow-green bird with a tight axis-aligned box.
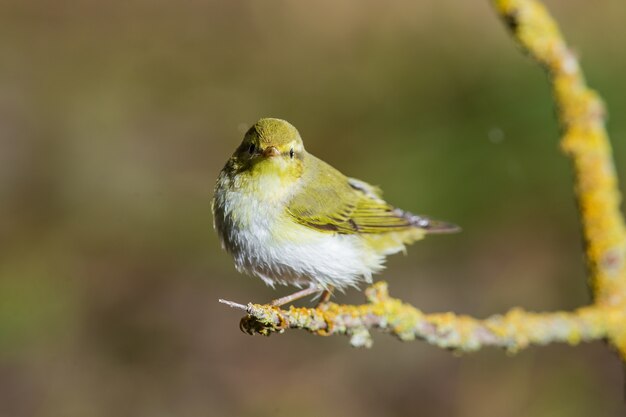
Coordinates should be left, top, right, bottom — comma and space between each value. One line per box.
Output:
212, 118, 459, 305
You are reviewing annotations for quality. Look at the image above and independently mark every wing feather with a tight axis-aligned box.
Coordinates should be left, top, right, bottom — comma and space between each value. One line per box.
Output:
286, 154, 457, 235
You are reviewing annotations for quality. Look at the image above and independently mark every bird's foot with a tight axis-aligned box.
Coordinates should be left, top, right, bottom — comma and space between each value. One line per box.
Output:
315, 285, 335, 309
269, 285, 323, 307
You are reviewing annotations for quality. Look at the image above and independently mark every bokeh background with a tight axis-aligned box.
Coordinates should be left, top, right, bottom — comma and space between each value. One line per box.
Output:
1, 1, 626, 416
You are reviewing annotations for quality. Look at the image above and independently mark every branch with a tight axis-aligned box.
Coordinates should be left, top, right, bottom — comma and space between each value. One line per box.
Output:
224, 281, 610, 351
492, 0, 626, 358
221, 0, 626, 357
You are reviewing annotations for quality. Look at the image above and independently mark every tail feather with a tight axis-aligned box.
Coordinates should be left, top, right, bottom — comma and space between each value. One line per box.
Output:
394, 209, 461, 234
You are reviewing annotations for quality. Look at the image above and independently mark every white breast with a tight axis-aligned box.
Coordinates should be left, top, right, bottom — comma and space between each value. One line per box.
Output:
212, 177, 385, 289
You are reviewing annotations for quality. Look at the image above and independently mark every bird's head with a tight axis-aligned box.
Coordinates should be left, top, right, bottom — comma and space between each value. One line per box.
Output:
232, 118, 305, 182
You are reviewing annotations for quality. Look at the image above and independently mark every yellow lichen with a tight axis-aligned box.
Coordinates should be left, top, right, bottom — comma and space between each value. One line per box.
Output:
493, 0, 626, 357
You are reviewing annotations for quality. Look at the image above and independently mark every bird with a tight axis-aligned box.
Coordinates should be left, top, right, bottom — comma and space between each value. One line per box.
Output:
212, 118, 459, 306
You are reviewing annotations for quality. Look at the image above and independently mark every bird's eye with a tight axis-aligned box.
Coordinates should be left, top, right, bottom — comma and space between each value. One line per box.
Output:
289, 148, 294, 159
248, 144, 256, 154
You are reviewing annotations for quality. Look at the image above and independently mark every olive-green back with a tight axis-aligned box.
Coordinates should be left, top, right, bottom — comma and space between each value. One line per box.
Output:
286, 154, 417, 234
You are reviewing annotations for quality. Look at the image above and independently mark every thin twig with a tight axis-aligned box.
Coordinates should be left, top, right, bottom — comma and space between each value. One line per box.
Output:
218, 299, 249, 311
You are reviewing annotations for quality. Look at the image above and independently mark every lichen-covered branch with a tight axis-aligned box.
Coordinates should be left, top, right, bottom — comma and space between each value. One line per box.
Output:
223, 281, 611, 351
492, 0, 626, 358
220, 0, 626, 357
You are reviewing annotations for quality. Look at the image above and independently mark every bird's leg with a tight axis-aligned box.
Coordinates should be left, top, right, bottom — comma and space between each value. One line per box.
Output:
270, 284, 322, 307
316, 285, 335, 307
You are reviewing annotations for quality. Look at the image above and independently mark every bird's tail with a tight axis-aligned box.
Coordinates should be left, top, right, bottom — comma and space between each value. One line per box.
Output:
396, 209, 461, 234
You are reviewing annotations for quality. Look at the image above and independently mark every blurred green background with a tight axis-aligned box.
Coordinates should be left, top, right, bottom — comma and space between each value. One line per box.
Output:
1, 1, 625, 416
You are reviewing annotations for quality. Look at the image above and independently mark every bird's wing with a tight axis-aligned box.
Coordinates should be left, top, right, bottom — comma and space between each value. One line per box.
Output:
346, 177, 383, 199
286, 155, 458, 235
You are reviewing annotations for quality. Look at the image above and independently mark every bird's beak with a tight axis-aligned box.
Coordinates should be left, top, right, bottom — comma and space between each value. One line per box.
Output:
262, 146, 280, 158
